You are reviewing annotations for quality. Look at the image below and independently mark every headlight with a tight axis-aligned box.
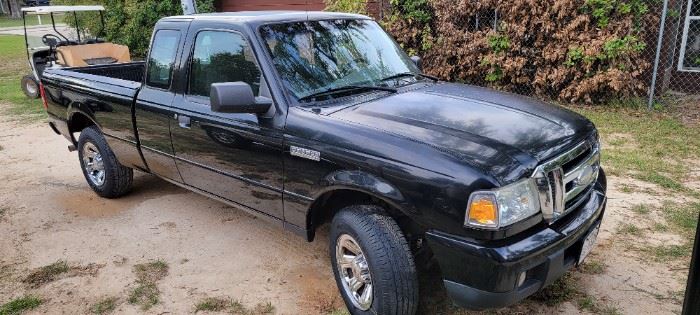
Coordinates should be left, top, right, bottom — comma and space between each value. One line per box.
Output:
465, 178, 541, 229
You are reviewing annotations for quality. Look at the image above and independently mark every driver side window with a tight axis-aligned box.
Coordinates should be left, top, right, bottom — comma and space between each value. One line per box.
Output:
189, 31, 262, 98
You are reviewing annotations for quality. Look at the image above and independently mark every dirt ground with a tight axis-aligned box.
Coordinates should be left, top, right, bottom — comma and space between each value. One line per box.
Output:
0, 107, 692, 314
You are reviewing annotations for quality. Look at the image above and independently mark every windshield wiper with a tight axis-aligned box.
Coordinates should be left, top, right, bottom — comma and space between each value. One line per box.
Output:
299, 85, 397, 102
380, 72, 439, 82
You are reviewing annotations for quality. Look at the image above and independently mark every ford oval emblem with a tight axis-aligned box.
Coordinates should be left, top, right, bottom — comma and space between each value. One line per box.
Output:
574, 165, 595, 187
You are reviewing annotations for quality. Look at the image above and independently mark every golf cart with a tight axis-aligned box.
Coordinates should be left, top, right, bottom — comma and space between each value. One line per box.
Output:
20, 5, 131, 98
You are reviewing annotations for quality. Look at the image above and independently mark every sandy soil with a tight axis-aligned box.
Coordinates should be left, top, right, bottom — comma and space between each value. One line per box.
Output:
0, 111, 691, 314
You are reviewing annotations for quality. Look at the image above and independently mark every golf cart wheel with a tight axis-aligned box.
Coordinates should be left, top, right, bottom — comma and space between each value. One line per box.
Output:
21, 75, 40, 99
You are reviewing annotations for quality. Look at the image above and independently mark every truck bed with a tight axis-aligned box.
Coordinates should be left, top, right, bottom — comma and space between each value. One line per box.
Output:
68, 62, 145, 83
42, 62, 145, 97
41, 61, 147, 171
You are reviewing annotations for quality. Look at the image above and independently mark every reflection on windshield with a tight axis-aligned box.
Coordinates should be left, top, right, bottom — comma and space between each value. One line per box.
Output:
259, 19, 418, 100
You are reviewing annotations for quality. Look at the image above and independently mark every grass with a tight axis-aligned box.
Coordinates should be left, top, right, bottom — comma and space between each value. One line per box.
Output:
617, 223, 643, 236
128, 260, 169, 310
328, 309, 350, 315
645, 202, 700, 260
649, 244, 691, 260
193, 297, 275, 314
573, 106, 700, 195
0, 35, 46, 122
631, 204, 652, 215
194, 297, 234, 313
618, 184, 634, 193
577, 295, 622, 315
580, 259, 606, 275
529, 273, 578, 306
0, 295, 42, 315
653, 222, 670, 232
0, 15, 64, 28
90, 297, 117, 315
133, 260, 168, 283
250, 302, 275, 315
667, 202, 700, 236
22, 260, 69, 288
128, 282, 159, 310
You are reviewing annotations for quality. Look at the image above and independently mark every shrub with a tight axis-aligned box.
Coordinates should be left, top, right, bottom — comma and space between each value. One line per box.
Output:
324, 0, 367, 14
385, 0, 658, 104
54, 0, 215, 57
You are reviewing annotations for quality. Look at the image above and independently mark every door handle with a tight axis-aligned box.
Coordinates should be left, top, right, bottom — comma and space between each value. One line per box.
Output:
178, 115, 191, 129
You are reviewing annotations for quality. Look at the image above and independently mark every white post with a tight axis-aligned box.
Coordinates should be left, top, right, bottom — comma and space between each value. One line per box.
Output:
648, 0, 670, 109
181, 0, 197, 15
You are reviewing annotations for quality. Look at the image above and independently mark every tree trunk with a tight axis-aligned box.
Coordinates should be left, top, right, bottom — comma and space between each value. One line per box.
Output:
0, 0, 8, 15
9, 0, 21, 18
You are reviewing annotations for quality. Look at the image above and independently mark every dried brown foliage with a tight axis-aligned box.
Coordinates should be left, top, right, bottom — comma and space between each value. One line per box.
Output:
386, 0, 659, 104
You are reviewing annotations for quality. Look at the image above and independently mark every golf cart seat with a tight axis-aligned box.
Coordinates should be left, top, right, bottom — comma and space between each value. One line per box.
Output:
56, 43, 131, 67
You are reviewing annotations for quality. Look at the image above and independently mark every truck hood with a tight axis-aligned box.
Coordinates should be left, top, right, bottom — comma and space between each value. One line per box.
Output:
327, 83, 595, 183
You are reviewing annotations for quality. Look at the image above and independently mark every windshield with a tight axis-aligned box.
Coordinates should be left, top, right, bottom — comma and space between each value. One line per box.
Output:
23, 12, 101, 50
259, 19, 419, 102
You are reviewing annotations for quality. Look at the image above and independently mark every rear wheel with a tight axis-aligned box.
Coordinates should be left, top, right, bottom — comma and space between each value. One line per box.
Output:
329, 205, 418, 315
77, 126, 133, 198
21, 75, 40, 99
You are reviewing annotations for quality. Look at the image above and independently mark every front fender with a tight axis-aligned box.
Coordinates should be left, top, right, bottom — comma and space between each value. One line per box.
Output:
315, 169, 409, 210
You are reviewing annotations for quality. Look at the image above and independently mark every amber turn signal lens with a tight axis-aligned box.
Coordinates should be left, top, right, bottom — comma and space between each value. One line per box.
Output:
468, 196, 497, 225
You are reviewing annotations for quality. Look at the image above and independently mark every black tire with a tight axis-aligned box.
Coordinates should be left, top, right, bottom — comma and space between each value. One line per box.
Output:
330, 205, 418, 315
21, 75, 40, 99
77, 126, 133, 198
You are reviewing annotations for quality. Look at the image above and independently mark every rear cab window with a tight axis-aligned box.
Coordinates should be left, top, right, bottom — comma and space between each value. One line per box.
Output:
146, 30, 181, 89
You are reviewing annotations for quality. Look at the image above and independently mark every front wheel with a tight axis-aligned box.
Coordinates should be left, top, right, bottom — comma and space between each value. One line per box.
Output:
77, 126, 133, 198
21, 75, 40, 99
329, 205, 418, 315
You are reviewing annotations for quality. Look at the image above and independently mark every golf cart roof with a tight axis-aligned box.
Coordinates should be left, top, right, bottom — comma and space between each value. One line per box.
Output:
21, 5, 105, 15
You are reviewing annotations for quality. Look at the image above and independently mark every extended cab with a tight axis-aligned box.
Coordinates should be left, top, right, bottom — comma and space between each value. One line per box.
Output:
40, 12, 606, 314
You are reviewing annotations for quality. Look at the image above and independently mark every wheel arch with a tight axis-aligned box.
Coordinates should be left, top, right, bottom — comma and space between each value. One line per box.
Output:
305, 170, 421, 242
67, 111, 98, 144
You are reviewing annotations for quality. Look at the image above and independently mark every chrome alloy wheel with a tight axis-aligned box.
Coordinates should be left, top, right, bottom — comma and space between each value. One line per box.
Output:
336, 234, 373, 310
82, 142, 105, 186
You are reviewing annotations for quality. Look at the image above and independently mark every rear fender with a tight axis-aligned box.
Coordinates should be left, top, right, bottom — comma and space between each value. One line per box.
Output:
66, 108, 99, 143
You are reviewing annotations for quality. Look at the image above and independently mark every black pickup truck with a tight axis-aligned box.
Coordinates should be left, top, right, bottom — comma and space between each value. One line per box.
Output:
40, 11, 606, 314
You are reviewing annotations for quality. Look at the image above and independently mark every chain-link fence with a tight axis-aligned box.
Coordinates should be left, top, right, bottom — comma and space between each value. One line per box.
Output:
364, 0, 700, 110
647, 0, 700, 111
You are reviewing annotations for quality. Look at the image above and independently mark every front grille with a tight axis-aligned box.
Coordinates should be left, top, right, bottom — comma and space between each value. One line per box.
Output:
532, 139, 600, 223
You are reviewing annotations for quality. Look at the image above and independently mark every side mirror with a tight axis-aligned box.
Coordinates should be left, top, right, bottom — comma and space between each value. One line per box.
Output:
410, 56, 422, 71
210, 82, 271, 114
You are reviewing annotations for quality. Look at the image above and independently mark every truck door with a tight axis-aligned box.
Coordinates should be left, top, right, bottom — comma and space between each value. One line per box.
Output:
135, 22, 189, 182
169, 28, 284, 219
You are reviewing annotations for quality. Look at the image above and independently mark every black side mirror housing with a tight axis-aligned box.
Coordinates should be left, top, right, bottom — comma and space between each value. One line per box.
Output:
410, 56, 422, 71
210, 82, 271, 114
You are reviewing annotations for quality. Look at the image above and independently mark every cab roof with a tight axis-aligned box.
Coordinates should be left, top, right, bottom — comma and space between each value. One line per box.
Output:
161, 11, 371, 25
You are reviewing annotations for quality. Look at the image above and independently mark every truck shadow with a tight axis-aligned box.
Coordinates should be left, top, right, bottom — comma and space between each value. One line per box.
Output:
51, 172, 185, 217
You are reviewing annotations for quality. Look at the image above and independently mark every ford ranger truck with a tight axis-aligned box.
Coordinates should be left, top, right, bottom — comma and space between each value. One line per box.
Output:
39, 11, 606, 315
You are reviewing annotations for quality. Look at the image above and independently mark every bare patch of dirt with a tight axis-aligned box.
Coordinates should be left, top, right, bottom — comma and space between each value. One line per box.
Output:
0, 108, 690, 315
